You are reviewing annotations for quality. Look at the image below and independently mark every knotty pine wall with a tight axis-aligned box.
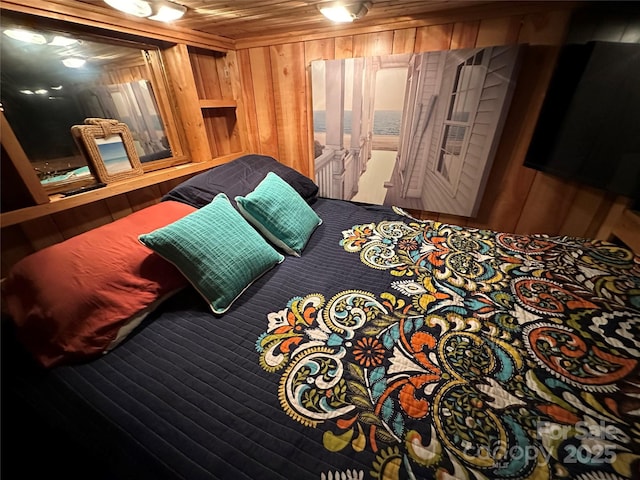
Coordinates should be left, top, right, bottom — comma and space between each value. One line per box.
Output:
235, 5, 621, 238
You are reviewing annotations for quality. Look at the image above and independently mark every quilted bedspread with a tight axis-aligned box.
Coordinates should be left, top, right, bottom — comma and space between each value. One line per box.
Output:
5, 199, 639, 480
256, 208, 640, 480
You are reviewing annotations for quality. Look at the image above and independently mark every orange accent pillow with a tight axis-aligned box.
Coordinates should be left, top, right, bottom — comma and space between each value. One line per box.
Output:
3, 200, 196, 368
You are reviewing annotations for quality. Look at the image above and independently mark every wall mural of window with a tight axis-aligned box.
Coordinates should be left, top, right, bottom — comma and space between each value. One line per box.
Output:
311, 45, 523, 217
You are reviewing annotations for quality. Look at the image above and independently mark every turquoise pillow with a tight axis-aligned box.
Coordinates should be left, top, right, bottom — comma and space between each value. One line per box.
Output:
235, 172, 322, 256
139, 193, 284, 314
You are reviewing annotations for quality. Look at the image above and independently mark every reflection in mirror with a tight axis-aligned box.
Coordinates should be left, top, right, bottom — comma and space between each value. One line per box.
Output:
0, 15, 173, 189
80, 80, 171, 163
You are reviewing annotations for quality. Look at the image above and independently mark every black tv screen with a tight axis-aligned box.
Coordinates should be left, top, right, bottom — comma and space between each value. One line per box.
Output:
524, 41, 640, 201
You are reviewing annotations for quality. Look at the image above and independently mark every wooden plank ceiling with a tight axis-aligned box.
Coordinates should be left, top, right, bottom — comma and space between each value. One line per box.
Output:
75, 0, 500, 41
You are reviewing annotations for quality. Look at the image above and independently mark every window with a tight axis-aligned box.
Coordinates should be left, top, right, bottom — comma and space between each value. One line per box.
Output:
0, 14, 186, 193
435, 50, 487, 194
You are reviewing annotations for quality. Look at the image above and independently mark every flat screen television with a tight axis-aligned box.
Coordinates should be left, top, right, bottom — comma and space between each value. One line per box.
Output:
524, 41, 640, 202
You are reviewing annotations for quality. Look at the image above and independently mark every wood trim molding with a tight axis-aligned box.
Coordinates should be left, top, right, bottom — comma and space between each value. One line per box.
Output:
1, 0, 235, 51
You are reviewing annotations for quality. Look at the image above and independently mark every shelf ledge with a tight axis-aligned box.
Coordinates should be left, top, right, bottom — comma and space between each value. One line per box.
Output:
1, 152, 247, 227
199, 99, 238, 108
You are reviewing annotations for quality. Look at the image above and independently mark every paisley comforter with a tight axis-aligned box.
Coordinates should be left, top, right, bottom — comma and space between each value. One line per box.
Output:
5, 199, 639, 480
257, 208, 640, 480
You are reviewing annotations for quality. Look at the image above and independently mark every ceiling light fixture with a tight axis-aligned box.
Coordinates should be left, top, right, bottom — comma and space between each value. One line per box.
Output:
104, 0, 152, 17
318, 2, 371, 23
103, 0, 186, 22
149, 1, 187, 21
62, 57, 87, 68
49, 35, 79, 47
3, 28, 47, 44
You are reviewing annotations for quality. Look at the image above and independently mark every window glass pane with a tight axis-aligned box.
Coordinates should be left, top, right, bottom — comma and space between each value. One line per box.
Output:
1, 16, 172, 186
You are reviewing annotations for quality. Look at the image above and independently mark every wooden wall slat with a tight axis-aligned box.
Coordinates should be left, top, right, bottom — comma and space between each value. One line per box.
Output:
51, 202, 113, 240
392, 28, 417, 54
269, 42, 310, 176
518, 9, 573, 45
353, 31, 394, 58
476, 15, 523, 46
145, 49, 188, 159
450, 20, 481, 49
515, 172, 579, 234
334, 37, 354, 59
104, 194, 134, 220
558, 186, 610, 238
305, 38, 336, 64
414, 24, 454, 52
216, 54, 235, 100
586, 195, 616, 240
236, 49, 262, 154
157, 177, 189, 196
597, 196, 631, 241
248, 47, 280, 159
163, 44, 211, 163
20, 217, 65, 252
126, 185, 163, 212
225, 51, 251, 153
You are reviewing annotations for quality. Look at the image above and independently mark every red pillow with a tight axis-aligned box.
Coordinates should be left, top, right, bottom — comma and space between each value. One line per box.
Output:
3, 200, 196, 368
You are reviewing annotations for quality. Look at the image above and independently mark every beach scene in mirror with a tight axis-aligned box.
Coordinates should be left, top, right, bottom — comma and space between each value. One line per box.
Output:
95, 135, 133, 174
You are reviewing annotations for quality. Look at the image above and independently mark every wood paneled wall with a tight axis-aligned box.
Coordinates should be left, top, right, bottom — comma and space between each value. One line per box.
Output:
236, 6, 622, 238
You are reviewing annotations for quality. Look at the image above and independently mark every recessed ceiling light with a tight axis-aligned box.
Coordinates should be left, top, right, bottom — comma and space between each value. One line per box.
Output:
51, 85, 64, 90
34, 89, 49, 95
62, 57, 87, 68
3, 28, 47, 44
20, 90, 35, 95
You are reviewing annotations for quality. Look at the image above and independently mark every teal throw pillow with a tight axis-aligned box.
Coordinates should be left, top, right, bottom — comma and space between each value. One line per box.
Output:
235, 172, 322, 256
139, 193, 284, 314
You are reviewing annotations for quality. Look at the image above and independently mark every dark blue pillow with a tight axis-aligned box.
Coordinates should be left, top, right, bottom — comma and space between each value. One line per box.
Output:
162, 154, 319, 208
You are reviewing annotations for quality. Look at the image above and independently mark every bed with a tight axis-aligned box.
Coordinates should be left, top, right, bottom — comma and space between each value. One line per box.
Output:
2, 154, 639, 480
